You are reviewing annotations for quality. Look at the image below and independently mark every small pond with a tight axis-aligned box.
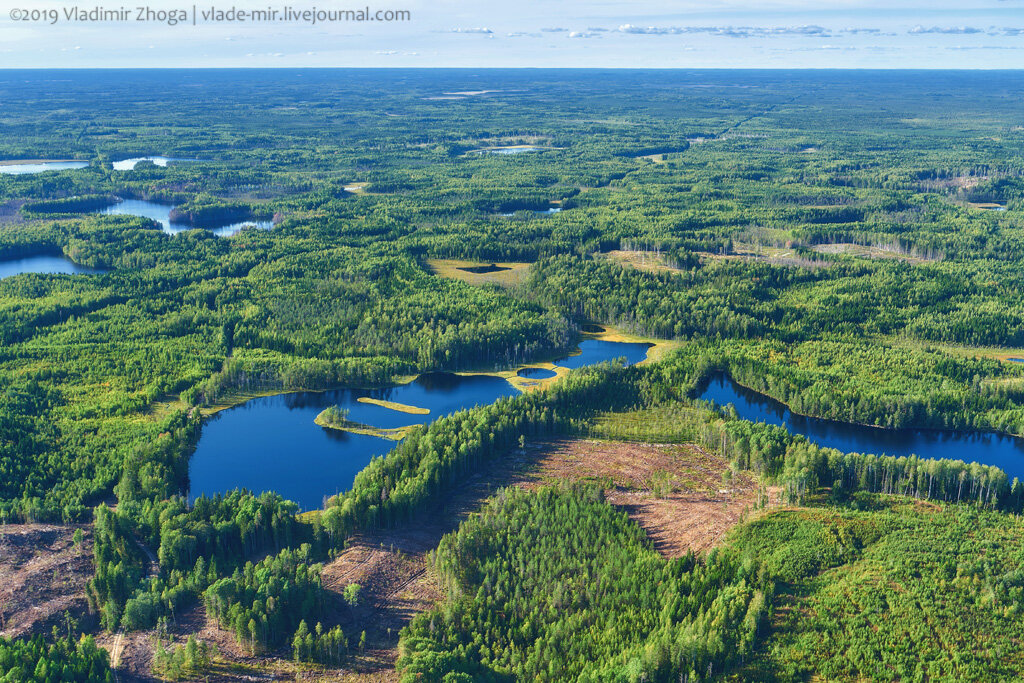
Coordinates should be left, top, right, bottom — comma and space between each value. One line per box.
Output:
0, 255, 104, 279
518, 367, 558, 380
97, 199, 272, 237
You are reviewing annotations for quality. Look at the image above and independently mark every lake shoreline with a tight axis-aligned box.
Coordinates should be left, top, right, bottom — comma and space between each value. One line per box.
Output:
704, 370, 1024, 439
0, 158, 86, 165
187, 335, 654, 508
0, 252, 106, 279
698, 371, 1024, 482
313, 409, 413, 441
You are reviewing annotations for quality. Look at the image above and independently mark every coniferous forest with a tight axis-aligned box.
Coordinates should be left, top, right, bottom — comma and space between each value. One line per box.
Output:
2, 69, 1024, 681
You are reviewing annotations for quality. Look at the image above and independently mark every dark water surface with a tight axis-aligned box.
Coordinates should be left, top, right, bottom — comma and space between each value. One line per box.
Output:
697, 373, 1024, 481
0, 255, 104, 279
553, 339, 651, 369
188, 373, 516, 509
519, 367, 558, 379
189, 340, 650, 509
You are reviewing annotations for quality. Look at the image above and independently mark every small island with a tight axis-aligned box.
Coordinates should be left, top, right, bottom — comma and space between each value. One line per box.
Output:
356, 397, 430, 414
314, 405, 415, 441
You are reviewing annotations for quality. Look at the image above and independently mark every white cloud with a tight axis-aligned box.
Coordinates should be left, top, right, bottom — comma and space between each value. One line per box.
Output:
617, 24, 835, 38
5, 0, 1024, 68
909, 25, 985, 34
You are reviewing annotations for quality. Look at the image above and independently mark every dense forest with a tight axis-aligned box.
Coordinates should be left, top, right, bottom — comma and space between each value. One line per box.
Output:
400, 484, 770, 681
2, 69, 1024, 680
0, 634, 113, 682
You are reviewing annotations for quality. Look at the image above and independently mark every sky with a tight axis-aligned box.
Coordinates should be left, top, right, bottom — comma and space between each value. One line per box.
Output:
1, 0, 1023, 68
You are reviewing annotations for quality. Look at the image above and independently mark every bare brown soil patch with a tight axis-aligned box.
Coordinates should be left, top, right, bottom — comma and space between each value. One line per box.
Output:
319, 537, 440, 682
520, 440, 776, 556
0, 524, 93, 638
99, 599, 308, 682
314, 452, 538, 681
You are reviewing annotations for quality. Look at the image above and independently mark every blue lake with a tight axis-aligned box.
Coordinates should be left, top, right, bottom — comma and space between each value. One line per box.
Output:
697, 373, 1024, 482
98, 198, 272, 237
553, 339, 650, 370
188, 340, 650, 509
0, 255, 103, 279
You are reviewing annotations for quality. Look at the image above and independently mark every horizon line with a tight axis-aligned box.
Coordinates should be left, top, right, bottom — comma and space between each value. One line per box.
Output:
2, 66, 1024, 71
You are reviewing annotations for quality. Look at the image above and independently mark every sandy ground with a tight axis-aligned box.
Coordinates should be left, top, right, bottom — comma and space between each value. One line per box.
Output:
0, 523, 94, 639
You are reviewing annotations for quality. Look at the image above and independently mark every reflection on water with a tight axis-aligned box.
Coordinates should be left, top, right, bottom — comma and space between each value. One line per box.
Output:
97, 198, 272, 237
0, 255, 104, 279
112, 156, 183, 170
697, 372, 1024, 481
0, 161, 89, 175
